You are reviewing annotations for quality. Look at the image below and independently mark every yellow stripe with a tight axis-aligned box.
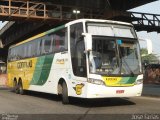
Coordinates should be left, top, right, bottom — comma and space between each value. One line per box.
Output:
102, 77, 122, 86
10, 32, 45, 48
102, 76, 134, 86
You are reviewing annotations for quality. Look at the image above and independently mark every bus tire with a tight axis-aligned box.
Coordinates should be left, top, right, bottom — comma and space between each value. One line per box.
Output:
62, 82, 69, 104
13, 80, 19, 94
19, 82, 24, 95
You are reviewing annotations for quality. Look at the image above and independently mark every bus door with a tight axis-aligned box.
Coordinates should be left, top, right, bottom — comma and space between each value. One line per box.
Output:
69, 23, 87, 83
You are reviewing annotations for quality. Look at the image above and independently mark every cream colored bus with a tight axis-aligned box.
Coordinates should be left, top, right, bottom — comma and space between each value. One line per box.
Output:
7, 19, 143, 104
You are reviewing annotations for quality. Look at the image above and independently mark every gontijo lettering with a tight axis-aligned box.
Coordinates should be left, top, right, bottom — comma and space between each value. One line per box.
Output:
17, 60, 32, 69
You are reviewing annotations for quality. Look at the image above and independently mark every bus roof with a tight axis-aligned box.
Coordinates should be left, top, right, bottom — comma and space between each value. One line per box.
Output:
65, 19, 133, 27
9, 19, 133, 49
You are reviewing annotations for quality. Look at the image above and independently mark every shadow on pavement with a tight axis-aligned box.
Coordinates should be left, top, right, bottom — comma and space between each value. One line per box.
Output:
0, 88, 135, 107
24, 90, 62, 102
69, 97, 135, 108
22, 90, 135, 107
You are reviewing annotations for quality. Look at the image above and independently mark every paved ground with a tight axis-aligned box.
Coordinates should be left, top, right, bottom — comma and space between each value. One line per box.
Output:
0, 89, 160, 120
142, 84, 160, 97
0, 83, 160, 120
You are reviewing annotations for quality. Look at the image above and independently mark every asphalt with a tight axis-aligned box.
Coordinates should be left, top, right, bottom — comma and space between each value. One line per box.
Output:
142, 84, 160, 97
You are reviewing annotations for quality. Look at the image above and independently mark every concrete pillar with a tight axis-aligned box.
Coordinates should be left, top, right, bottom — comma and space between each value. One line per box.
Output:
0, 39, 3, 48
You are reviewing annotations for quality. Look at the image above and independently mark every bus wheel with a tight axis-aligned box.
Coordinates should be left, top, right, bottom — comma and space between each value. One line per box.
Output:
62, 82, 69, 104
19, 82, 24, 95
13, 80, 19, 94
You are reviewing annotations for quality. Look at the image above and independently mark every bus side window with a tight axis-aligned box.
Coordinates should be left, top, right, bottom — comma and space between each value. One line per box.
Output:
12, 48, 15, 60
24, 42, 32, 58
15, 47, 19, 60
24, 43, 28, 58
51, 34, 56, 53
53, 34, 63, 52
31, 40, 37, 57
8, 49, 11, 61
42, 36, 52, 55
49, 28, 67, 53
55, 35, 60, 51
28, 43, 32, 57
19, 45, 24, 59
36, 39, 41, 56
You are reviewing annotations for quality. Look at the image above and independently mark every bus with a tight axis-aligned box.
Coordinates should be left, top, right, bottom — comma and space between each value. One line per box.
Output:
7, 19, 143, 104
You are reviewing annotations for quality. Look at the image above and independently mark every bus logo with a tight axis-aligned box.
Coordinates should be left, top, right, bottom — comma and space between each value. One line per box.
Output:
17, 60, 32, 69
73, 83, 84, 95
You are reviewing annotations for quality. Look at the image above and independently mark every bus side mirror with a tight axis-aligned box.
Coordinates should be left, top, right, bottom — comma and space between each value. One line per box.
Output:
82, 33, 92, 51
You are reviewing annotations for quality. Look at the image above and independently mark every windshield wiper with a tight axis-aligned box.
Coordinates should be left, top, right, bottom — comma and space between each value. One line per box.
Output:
121, 58, 134, 76
118, 48, 134, 76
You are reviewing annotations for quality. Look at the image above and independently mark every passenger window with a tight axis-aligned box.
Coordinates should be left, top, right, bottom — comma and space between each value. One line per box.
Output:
36, 39, 41, 56
49, 28, 67, 53
42, 36, 52, 54
24, 43, 28, 58
28, 43, 32, 57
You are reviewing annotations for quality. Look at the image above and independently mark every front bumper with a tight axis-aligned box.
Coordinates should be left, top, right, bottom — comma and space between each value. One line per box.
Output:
86, 83, 143, 98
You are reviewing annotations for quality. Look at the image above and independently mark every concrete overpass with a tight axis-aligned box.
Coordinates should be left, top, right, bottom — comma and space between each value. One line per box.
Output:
0, 0, 159, 62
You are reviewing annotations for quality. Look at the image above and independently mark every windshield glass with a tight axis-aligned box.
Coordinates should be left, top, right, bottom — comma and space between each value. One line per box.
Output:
87, 23, 136, 38
118, 40, 141, 75
89, 36, 141, 75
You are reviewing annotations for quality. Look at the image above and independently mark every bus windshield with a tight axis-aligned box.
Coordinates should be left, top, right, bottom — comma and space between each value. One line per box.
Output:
88, 36, 142, 75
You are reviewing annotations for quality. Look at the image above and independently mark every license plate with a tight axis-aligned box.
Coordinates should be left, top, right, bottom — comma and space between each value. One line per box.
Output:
116, 90, 124, 94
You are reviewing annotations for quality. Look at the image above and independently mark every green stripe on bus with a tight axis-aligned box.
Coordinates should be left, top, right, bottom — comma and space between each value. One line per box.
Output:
46, 25, 65, 35
30, 54, 54, 85
118, 77, 137, 84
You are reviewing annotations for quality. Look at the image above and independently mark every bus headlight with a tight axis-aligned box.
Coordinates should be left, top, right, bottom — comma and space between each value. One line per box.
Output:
88, 78, 105, 85
135, 79, 143, 85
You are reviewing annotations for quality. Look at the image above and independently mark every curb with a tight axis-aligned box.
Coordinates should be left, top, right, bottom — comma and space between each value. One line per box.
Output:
0, 86, 10, 90
142, 94, 160, 98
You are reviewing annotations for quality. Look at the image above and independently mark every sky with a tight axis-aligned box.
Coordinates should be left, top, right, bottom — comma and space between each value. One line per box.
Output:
0, 21, 8, 29
0, 21, 4, 29
0, 1, 160, 55
129, 0, 160, 56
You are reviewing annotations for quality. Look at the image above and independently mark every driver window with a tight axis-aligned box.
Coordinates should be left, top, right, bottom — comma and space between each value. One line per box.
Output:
92, 39, 117, 71
70, 23, 87, 77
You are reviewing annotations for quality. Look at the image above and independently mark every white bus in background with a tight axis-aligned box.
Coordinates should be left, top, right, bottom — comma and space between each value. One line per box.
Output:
7, 19, 143, 104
